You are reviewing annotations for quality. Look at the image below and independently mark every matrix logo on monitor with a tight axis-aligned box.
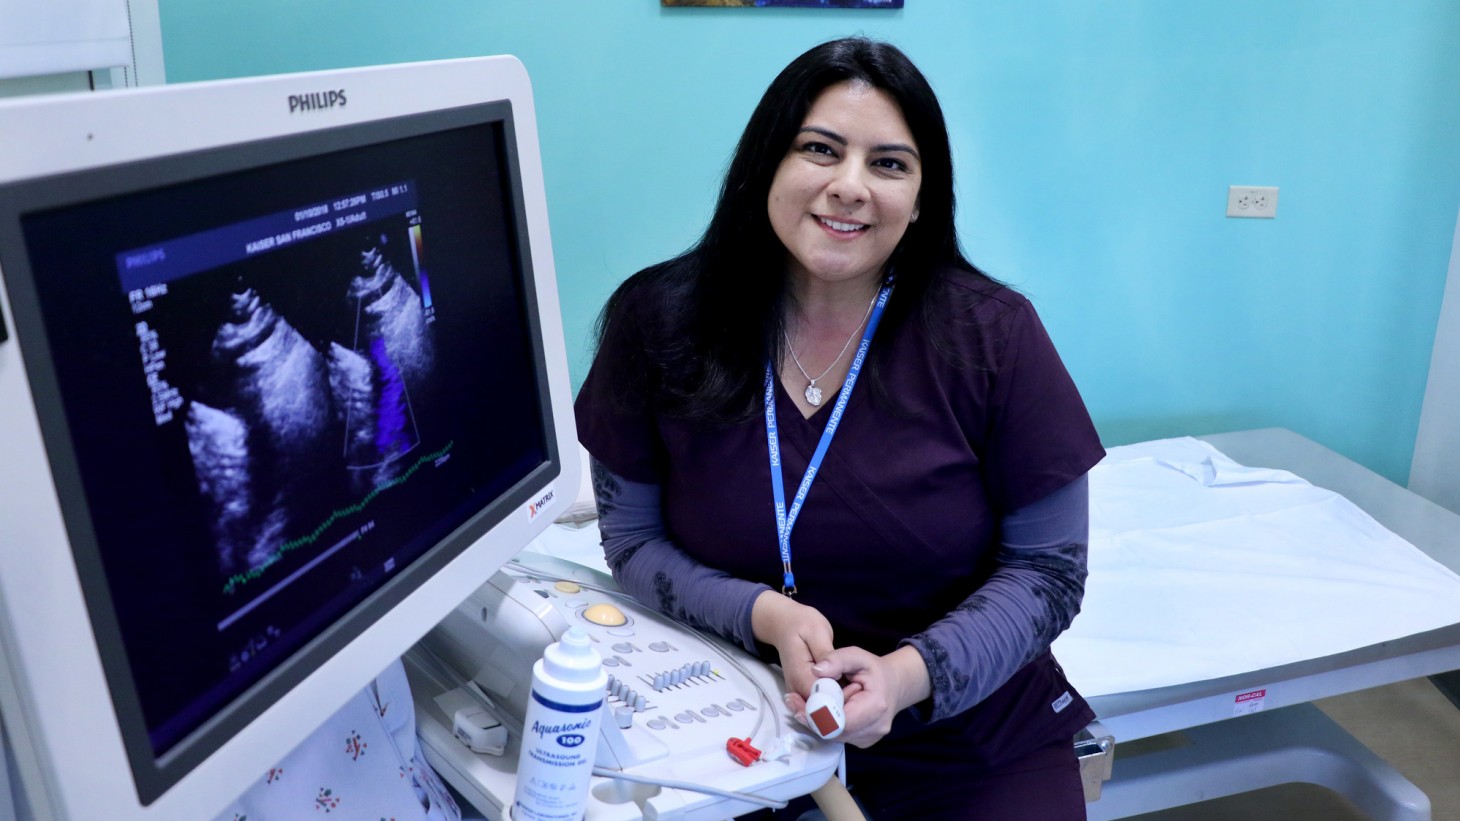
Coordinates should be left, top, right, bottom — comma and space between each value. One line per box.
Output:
526, 488, 556, 521
288, 89, 347, 114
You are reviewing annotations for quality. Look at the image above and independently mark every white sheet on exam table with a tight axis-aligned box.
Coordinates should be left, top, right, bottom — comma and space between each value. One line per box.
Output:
1052, 436, 1460, 698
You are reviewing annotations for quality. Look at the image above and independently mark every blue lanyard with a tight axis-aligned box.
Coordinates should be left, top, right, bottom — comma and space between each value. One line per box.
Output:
765, 282, 893, 596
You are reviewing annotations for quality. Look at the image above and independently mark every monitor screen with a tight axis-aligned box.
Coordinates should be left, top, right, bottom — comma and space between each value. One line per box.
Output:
0, 57, 579, 819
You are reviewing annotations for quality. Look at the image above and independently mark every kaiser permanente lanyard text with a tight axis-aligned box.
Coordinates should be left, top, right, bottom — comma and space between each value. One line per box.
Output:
764, 282, 893, 596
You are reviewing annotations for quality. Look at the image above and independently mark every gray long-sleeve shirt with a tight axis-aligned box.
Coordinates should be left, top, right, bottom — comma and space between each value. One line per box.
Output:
591, 456, 1088, 722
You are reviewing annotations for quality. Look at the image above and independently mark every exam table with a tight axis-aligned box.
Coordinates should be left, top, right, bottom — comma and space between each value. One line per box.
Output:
533, 428, 1460, 820
1074, 428, 1460, 820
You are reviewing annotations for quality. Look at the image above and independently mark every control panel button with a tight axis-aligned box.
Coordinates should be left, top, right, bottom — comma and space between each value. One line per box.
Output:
553, 581, 582, 594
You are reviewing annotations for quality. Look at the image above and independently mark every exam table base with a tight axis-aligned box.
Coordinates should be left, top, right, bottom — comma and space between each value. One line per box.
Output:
1088, 703, 1430, 821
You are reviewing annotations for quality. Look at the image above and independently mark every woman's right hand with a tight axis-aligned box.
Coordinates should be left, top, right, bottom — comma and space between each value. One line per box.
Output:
750, 590, 835, 698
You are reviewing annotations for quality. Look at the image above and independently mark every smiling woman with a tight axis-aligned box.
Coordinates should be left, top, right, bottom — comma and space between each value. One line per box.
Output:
768, 82, 922, 290
767, 80, 923, 413
575, 37, 1102, 820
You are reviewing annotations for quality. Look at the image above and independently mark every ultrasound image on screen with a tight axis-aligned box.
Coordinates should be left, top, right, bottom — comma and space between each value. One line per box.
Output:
173, 229, 438, 586
19, 118, 550, 756
124, 183, 450, 600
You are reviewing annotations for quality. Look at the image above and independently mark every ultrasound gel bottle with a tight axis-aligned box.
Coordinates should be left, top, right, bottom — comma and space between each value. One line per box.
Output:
512, 625, 607, 821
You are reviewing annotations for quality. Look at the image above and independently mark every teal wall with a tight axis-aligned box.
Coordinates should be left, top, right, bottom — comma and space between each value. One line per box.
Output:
161, 1, 1460, 484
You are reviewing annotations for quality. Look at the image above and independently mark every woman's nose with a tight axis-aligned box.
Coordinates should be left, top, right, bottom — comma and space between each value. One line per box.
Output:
826, 162, 870, 206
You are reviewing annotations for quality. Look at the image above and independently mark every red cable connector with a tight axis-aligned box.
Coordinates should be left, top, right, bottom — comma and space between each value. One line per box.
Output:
726, 737, 761, 767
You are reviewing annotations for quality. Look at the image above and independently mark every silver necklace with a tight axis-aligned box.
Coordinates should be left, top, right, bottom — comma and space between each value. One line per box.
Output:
787, 294, 877, 407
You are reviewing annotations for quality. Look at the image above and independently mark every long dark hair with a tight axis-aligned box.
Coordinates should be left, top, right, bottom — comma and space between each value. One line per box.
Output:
596, 37, 990, 422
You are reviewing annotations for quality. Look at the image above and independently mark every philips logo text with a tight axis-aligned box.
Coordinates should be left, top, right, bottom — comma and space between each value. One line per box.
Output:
288, 89, 347, 114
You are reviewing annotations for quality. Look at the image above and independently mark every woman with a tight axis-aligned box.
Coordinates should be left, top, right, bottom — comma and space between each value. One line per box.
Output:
575, 37, 1103, 819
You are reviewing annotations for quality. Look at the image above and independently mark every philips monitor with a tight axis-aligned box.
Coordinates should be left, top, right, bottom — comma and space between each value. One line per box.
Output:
0, 56, 579, 819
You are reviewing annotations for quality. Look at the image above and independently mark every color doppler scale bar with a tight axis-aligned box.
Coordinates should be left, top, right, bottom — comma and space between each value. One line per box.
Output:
404, 553, 843, 820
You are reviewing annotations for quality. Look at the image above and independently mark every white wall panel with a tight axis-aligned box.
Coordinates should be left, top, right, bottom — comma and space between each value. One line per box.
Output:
1411, 208, 1460, 514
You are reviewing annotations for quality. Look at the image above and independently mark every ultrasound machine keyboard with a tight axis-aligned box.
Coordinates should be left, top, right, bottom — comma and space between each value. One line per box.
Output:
404, 552, 842, 820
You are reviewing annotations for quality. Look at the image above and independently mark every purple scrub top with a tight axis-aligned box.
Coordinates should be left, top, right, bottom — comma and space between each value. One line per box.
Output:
576, 268, 1105, 774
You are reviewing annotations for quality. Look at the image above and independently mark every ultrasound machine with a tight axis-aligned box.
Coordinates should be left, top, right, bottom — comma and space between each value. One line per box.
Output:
0, 57, 838, 820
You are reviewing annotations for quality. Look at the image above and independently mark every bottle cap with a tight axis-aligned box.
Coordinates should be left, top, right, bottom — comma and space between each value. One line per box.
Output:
543, 625, 602, 683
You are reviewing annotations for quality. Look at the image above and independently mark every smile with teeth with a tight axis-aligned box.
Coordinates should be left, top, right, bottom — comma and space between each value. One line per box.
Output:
817, 216, 869, 234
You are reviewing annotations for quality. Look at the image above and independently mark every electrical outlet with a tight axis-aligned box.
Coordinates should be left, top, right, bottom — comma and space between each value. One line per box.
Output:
1227, 185, 1279, 218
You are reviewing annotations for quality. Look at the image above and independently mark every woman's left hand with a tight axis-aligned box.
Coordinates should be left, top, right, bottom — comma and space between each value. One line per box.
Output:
786, 645, 932, 748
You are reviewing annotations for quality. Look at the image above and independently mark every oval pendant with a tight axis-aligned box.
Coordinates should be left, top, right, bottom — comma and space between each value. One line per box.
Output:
804, 384, 823, 406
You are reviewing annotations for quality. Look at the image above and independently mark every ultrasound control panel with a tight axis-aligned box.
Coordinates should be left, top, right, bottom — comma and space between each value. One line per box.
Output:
404, 551, 841, 820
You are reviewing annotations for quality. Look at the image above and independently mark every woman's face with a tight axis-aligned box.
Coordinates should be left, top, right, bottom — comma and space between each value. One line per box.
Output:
767, 80, 922, 294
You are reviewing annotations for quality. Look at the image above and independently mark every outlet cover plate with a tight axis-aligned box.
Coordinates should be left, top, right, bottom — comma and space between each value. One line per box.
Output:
1228, 185, 1279, 218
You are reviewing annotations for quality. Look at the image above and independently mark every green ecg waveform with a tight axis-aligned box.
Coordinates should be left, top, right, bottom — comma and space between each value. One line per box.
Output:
222, 440, 455, 596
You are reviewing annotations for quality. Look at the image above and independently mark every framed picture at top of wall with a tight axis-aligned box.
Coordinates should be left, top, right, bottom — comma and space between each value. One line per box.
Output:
663, 1, 903, 7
